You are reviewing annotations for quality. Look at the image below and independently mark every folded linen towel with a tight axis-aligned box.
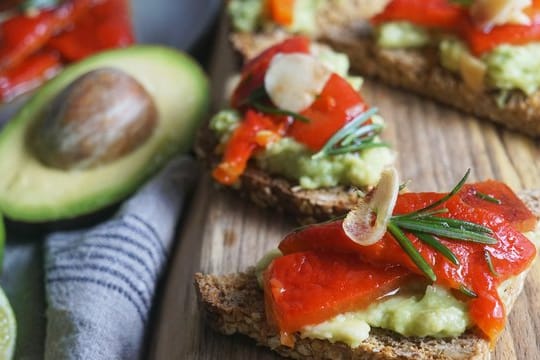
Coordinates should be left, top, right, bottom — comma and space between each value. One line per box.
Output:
43, 156, 198, 360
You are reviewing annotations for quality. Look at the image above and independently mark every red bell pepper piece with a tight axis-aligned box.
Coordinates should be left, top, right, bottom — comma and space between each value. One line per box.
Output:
212, 110, 286, 185
48, 0, 134, 61
0, 0, 92, 71
0, 51, 61, 102
288, 73, 367, 151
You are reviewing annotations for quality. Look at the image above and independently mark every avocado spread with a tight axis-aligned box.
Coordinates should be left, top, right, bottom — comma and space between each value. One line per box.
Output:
302, 285, 470, 347
228, 0, 323, 34
376, 21, 540, 95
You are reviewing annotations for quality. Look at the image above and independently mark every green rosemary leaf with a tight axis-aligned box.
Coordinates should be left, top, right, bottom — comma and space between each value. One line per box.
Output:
241, 86, 267, 105
459, 284, 477, 298
324, 141, 390, 156
387, 221, 436, 281
484, 250, 500, 277
414, 232, 460, 266
313, 107, 379, 158
404, 169, 471, 217
391, 218, 497, 244
414, 216, 493, 234
341, 123, 384, 146
475, 191, 502, 204
251, 102, 311, 123
20, 0, 59, 11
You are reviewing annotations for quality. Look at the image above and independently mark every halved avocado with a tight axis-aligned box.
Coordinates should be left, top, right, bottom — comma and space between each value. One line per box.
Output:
0, 46, 209, 222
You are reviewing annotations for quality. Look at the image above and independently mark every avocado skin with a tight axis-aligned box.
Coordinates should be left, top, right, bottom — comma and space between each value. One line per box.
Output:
0, 46, 209, 222
0, 215, 4, 270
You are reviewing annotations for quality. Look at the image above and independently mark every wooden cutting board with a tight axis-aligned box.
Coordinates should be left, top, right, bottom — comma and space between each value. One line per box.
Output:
148, 13, 540, 360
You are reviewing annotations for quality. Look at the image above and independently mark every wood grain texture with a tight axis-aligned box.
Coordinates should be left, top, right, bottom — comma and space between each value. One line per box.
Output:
148, 14, 540, 360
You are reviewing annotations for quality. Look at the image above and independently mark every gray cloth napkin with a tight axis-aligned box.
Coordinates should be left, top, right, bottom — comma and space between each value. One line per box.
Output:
43, 156, 197, 360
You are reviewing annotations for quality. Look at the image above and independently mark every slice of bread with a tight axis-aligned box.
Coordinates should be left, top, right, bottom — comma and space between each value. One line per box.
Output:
195, 190, 540, 360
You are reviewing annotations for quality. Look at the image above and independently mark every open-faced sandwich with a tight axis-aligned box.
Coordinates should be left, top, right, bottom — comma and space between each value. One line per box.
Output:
196, 36, 395, 223
196, 169, 540, 359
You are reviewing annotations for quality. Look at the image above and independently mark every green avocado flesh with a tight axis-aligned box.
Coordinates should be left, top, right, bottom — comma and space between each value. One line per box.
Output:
0, 46, 209, 222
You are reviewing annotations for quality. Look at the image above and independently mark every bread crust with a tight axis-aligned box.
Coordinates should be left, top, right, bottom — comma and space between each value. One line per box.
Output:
194, 190, 540, 360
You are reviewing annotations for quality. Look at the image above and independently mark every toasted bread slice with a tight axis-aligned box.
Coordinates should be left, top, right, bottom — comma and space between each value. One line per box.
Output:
195, 124, 362, 225
195, 190, 540, 360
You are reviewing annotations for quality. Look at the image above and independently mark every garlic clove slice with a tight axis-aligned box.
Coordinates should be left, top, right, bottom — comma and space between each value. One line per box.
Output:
343, 167, 399, 246
264, 53, 332, 113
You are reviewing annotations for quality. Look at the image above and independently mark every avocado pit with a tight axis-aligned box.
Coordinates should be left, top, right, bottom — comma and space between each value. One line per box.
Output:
30, 67, 158, 170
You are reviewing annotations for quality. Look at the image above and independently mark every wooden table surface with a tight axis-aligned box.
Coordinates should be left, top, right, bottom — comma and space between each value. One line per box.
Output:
149, 14, 540, 360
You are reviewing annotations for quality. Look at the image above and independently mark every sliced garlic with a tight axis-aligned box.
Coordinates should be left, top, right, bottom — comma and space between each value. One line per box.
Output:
470, 0, 532, 29
343, 167, 399, 246
264, 53, 332, 113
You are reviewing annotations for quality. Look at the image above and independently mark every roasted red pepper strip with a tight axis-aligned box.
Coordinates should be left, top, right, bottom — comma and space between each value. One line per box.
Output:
289, 73, 367, 151
278, 181, 537, 341
372, 0, 465, 29
0, 51, 60, 102
461, 181, 536, 232
212, 110, 286, 185
264, 251, 410, 341
48, 0, 134, 61
231, 36, 310, 108
0, 0, 92, 71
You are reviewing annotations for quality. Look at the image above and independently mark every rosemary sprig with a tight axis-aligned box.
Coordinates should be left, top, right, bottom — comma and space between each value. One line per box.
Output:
387, 221, 437, 281
402, 169, 471, 218
484, 250, 500, 277
459, 284, 478, 298
20, 0, 59, 11
385, 169, 500, 282
415, 232, 460, 266
251, 102, 311, 123
312, 107, 388, 159
475, 191, 502, 204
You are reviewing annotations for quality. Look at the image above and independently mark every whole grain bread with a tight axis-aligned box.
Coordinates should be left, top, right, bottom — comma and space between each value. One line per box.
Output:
195, 190, 540, 360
